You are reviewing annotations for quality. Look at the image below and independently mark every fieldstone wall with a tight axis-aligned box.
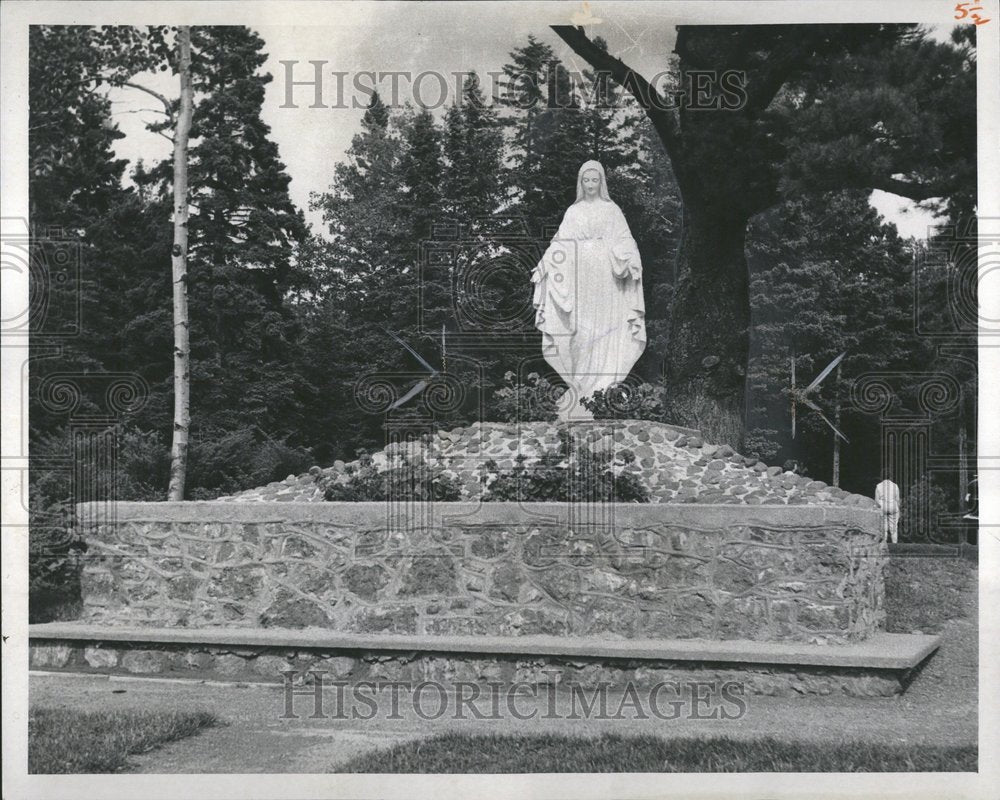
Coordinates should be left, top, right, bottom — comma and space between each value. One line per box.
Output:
79, 502, 885, 645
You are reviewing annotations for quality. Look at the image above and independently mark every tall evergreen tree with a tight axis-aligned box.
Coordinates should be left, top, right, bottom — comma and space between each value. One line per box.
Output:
501, 36, 591, 229
308, 93, 422, 455
441, 73, 506, 223
317, 92, 407, 286
28, 25, 165, 432
746, 190, 920, 492
399, 107, 444, 247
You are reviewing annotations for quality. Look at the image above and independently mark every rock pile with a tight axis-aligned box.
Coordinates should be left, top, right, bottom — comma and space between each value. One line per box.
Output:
220, 420, 875, 508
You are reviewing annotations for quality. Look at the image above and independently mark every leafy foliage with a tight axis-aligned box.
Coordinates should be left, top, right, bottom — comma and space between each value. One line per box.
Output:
481, 429, 649, 503
900, 477, 952, 543
582, 382, 668, 421
318, 450, 461, 502
490, 371, 562, 422
745, 190, 927, 493
28, 500, 84, 623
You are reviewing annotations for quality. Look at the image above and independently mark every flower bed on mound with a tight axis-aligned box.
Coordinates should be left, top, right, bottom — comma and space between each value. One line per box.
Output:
220, 420, 875, 508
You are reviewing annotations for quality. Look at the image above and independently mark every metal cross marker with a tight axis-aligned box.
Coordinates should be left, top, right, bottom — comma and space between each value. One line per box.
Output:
382, 327, 439, 410
789, 351, 850, 442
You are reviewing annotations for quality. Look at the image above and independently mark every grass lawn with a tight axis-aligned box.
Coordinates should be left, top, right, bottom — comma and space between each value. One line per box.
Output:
884, 556, 977, 634
338, 732, 977, 773
29, 707, 218, 773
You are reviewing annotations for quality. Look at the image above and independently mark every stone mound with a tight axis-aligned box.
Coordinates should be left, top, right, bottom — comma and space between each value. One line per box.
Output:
220, 420, 876, 508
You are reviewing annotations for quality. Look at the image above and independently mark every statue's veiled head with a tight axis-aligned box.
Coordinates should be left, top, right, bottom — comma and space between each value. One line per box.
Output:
575, 160, 611, 203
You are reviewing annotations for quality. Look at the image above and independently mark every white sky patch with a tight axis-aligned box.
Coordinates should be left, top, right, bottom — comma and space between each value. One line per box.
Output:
106, 15, 955, 240
869, 189, 943, 240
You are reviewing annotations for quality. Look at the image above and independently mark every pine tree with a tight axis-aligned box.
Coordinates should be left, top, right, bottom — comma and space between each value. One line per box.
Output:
28, 25, 165, 429
745, 190, 918, 491
399, 107, 443, 247
441, 73, 505, 223
501, 36, 591, 230
317, 92, 408, 286
308, 93, 422, 455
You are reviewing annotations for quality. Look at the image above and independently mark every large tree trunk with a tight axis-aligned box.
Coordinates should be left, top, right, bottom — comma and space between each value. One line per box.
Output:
167, 27, 193, 501
664, 204, 750, 449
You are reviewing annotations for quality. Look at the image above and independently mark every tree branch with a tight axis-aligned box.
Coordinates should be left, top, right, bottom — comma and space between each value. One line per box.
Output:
551, 25, 679, 157
741, 44, 815, 114
865, 176, 944, 202
674, 26, 834, 116
123, 81, 176, 126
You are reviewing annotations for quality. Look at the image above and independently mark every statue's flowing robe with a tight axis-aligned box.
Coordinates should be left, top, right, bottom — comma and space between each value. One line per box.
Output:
532, 199, 646, 410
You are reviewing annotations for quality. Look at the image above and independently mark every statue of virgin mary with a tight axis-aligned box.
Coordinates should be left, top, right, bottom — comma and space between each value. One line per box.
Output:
531, 160, 646, 420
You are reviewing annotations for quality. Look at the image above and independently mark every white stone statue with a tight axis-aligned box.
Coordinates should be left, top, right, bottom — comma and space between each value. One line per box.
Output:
532, 160, 646, 420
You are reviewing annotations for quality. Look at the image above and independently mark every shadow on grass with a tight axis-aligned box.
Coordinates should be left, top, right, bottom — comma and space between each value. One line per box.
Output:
337, 732, 977, 773
29, 707, 220, 774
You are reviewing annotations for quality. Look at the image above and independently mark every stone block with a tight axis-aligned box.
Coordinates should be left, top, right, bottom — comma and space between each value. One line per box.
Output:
83, 646, 119, 669
31, 643, 74, 669
166, 574, 201, 601
342, 564, 389, 600
214, 653, 249, 676
353, 605, 418, 634
326, 656, 358, 677
489, 562, 522, 603
399, 553, 457, 596
469, 528, 512, 559
121, 649, 168, 674
253, 654, 295, 678
260, 592, 332, 628
180, 651, 215, 671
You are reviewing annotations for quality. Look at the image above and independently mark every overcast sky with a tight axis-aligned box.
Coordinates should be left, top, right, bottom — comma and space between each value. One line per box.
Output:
106, 3, 947, 239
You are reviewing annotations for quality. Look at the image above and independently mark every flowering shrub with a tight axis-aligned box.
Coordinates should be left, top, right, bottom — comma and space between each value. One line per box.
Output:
480, 429, 649, 503
582, 381, 667, 421
490, 371, 562, 422
900, 477, 952, 543
317, 449, 461, 502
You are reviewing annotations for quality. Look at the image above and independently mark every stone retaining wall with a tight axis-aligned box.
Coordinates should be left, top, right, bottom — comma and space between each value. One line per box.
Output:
79, 502, 885, 645
28, 639, 905, 697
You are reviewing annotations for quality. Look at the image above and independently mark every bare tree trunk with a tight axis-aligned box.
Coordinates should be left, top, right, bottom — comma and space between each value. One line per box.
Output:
832, 362, 841, 488
167, 27, 193, 500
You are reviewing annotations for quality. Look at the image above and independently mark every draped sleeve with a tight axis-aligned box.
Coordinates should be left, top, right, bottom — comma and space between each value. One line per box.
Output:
532, 207, 579, 335
609, 203, 642, 282
606, 202, 645, 345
